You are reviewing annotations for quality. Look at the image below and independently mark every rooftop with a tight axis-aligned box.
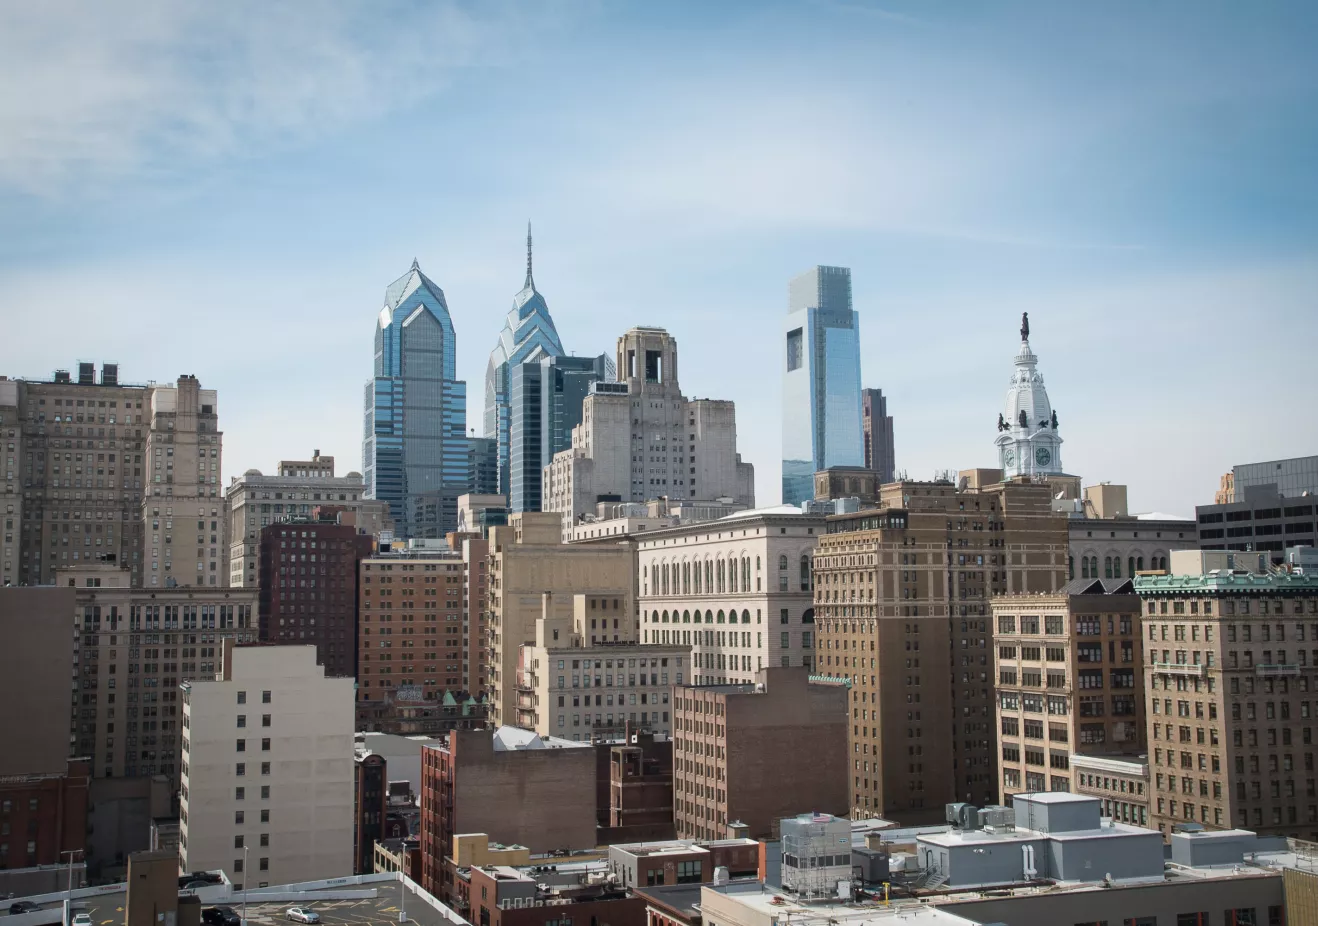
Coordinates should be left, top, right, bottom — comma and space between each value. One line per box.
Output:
1136, 571, 1318, 593
491, 725, 590, 751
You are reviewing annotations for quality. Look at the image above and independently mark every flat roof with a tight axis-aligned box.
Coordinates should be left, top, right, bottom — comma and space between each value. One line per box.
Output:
1015, 791, 1095, 805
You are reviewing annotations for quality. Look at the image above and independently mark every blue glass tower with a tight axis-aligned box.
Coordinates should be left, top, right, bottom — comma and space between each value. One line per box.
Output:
508, 353, 614, 512
781, 265, 863, 505
484, 225, 565, 496
363, 259, 468, 538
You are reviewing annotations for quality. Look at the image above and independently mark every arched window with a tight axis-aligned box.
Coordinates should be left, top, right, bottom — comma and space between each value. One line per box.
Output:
1137, 556, 1144, 572
682, 610, 690, 623
742, 609, 751, 624
717, 610, 725, 624
1080, 557, 1089, 579
800, 554, 812, 592
1159, 556, 1168, 571
662, 564, 669, 595
1104, 557, 1113, 579
662, 610, 669, 623
1069, 555, 1074, 580
1127, 557, 1135, 579
717, 560, 726, 593
694, 561, 703, 594
779, 555, 788, 571
705, 561, 714, 592
1113, 558, 1122, 579
743, 557, 751, 590
683, 562, 690, 595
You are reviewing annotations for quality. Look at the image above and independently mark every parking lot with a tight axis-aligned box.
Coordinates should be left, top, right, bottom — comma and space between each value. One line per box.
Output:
75, 884, 452, 926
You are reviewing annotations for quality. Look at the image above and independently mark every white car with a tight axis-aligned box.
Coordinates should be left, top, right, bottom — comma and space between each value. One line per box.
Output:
72, 915, 93, 926
286, 909, 320, 924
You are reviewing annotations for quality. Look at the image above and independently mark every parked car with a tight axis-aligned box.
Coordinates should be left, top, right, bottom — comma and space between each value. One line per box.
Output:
202, 907, 242, 926
182, 882, 212, 891
72, 914, 93, 926
9, 902, 40, 915
286, 908, 320, 924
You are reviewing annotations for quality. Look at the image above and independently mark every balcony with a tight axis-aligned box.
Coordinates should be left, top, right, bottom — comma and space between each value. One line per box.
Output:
1152, 662, 1205, 677
1256, 664, 1302, 677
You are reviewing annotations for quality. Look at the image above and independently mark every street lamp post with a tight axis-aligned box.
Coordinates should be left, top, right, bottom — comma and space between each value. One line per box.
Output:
61, 849, 83, 926
399, 874, 407, 924
241, 846, 250, 926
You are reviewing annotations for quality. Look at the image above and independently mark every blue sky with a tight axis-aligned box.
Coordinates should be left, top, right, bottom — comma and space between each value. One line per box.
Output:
1, 0, 1315, 517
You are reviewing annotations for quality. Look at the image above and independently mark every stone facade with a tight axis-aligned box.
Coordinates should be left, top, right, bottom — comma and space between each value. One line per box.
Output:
544, 327, 753, 530
637, 507, 825, 684
813, 479, 1069, 823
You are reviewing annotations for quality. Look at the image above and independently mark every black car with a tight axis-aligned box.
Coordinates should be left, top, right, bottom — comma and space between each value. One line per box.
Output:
9, 902, 41, 915
202, 907, 241, 926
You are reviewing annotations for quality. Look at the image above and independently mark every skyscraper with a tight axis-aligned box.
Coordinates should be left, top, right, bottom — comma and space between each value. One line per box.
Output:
861, 387, 895, 484
507, 353, 613, 513
484, 225, 564, 496
781, 266, 863, 505
363, 260, 467, 539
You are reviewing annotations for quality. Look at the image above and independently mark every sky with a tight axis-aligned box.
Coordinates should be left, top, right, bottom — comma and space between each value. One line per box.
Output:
1, 0, 1316, 518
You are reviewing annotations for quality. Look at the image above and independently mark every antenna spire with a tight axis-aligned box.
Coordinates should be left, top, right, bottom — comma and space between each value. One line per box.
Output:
525, 221, 534, 289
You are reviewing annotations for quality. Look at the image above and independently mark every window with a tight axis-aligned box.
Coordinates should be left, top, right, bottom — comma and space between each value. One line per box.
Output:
236, 715, 246, 728
237, 691, 247, 704
259, 858, 269, 871
236, 739, 245, 752
234, 835, 244, 849
261, 786, 270, 799
261, 714, 271, 727
260, 809, 269, 823
235, 787, 245, 800
676, 860, 701, 884
1224, 910, 1258, 926
262, 738, 270, 751
261, 762, 271, 775
236, 763, 246, 776
234, 811, 244, 825
262, 691, 271, 703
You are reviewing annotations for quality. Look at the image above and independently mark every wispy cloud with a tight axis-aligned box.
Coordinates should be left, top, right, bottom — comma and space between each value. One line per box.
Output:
0, 0, 561, 195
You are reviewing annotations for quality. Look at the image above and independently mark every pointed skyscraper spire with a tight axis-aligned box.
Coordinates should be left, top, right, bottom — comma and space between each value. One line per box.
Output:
411, 257, 420, 272
524, 222, 534, 290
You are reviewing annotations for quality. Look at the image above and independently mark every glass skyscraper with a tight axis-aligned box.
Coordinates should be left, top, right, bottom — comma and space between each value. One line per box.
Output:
781, 265, 863, 505
507, 353, 614, 512
484, 225, 564, 496
363, 259, 468, 538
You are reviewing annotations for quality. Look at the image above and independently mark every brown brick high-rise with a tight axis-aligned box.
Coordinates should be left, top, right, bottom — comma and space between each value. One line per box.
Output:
813, 478, 1069, 824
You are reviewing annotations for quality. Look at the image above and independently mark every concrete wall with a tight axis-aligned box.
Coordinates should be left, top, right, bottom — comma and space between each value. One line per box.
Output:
0, 586, 75, 775
945, 872, 1283, 926
452, 732, 597, 854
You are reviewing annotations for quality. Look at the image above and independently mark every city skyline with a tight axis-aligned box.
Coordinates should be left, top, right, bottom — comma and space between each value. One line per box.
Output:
2, 3, 1316, 518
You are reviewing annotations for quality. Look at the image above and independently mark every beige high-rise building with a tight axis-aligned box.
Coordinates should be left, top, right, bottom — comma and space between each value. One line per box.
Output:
519, 590, 687, 741
1138, 550, 1318, 840
991, 580, 1146, 805
544, 327, 754, 530
59, 562, 257, 782
485, 512, 635, 727
180, 643, 354, 887
141, 375, 225, 589
225, 454, 382, 587
813, 478, 1069, 824
8, 361, 151, 587
636, 506, 826, 685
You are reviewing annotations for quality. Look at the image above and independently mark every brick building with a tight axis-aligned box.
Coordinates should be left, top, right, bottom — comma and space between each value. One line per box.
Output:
672, 667, 848, 840
353, 753, 387, 875
0, 758, 90, 870
599, 735, 675, 843
258, 515, 373, 678
420, 727, 597, 899
812, 478, 1069, 823
464, 864, 644, 926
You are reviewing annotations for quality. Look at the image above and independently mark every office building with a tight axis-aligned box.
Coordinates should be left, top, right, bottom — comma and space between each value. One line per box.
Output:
861, 388, 895, 484
139, 375, 225, 588
225, 451, 379, 587
257, 515, 374, 678
179, 643, 354, 888
544, 327, 755, 529
1137, 550, 1318, 839
0, 758, 89, 871
1197, 462, 1318, 560
54, 562, 258, 783
518, 590, 687, 740
781, 266, 863, 506
363, 260, 469, 540
672, 667, 848, 840
509, 353, 612, 513
356, 547, 468, 715
467, 436, 499, 497
994, 313, 1066, 481
1066, 482, 1197, 580
813, 479, 1070, 823
0, 584, 77, 775
419, 726, 597, 897
991, 578, 1146, 804
484, 226, 566, 499
484, 512, 636, 728
1071, 752, 1149, 827
636, 506, 826, 683
7, 363, 215, 589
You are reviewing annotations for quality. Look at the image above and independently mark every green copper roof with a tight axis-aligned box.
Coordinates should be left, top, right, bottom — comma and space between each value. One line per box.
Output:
1135, 572, 1318, 594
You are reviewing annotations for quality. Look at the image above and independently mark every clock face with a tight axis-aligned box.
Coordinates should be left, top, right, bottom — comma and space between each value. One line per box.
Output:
1003, 448, 1015, 466
1035, 446, 1052, 467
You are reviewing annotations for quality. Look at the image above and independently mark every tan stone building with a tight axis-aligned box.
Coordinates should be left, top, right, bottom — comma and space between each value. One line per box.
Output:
1072, 753, 1149, 827
991, 579, 1146, 803
672, 667, 848, 840
180, 643, 354, 887
637, 506, 825, 685
1138, 549, 1318, 840
544, 327, 754, 530
61, 562, 258, 782
519, 590, 687, 740
8, 362, 152, 587
813, 478, 1069, 824
485, 512, 635, 727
